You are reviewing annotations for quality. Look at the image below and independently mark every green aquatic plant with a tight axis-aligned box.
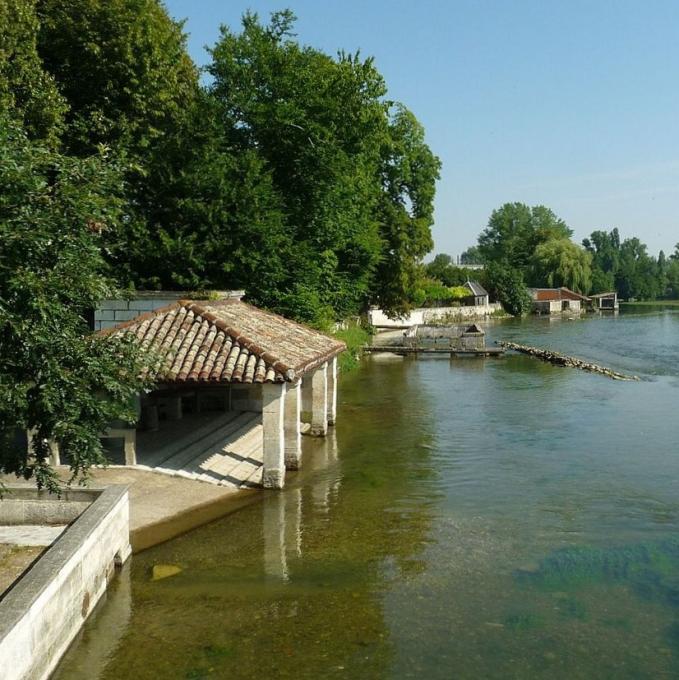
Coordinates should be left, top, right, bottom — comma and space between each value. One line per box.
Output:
515, 539, 679, 596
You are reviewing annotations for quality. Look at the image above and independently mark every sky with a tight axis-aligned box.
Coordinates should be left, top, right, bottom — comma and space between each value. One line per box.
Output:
164, 0, 679, 258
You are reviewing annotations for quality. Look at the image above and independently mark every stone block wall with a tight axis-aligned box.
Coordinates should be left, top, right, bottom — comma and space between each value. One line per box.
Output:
0, 486, 131, 680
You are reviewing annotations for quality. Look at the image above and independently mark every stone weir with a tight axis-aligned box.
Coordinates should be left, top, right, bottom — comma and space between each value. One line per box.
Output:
496, 341, 640, 381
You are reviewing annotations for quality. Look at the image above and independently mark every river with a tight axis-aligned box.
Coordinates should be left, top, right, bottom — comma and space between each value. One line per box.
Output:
53, 307, 679, 679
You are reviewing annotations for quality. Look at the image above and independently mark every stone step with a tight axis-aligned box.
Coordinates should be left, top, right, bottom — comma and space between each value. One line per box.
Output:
141, 410, 241, 466
156, 412, 254, 471
184, 417, 261, 477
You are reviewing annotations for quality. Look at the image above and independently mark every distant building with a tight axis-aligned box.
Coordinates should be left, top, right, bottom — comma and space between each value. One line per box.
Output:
464, 280, 489, 306
528, 287, 590, 314
589, 292, 619, 311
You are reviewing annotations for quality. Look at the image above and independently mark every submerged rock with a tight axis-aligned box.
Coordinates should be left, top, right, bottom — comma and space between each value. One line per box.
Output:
497, 341, 639, 381
152, 564, 183, 581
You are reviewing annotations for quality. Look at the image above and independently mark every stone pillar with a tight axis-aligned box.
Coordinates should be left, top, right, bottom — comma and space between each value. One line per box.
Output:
327, 356, 337, 426
262, 382, 286, 489
310, 362, 328, 437
284, 381, 302, 470
301, 378, 312, 422
123, 431, 137, 466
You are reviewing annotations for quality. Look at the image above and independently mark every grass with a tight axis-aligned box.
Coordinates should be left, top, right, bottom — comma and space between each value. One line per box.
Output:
333, 321, 373, 373
621, 300, 679, 307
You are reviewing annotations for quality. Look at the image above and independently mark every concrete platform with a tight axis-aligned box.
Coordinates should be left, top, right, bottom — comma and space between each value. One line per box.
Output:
1, 469, 261, 553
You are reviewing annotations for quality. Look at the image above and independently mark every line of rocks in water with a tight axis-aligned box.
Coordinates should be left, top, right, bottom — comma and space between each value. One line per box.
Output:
496, 341, 640, 381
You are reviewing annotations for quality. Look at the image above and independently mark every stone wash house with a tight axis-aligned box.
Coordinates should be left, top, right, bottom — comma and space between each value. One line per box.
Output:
92, 297, 345, 490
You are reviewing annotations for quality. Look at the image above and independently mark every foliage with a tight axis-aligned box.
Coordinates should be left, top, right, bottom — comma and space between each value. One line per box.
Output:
460, 245, 482, 264
36, 0, 199, 158
530, 238, 592, 294
0, 0, 66, 144
411, 278, 469, 307
372, 105, 441, 315
425, 254, 470, 286
205, 11, 384, 322
484, 263, 531, 316
478, 203, 572, 272
333, 321, 374, 373
0, 120, 148, 492
584, 228, 670, 300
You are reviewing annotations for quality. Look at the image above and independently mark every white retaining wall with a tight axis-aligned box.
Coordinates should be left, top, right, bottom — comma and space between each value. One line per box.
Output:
0, 486, 131, 680
369, 303, 503, 328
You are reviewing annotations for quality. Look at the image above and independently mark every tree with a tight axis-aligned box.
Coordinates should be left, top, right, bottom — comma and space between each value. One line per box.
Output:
0, 120, 147, 492
36, 0, 199, 158
425, 254, 469, 287
207, 11, 385, 322
530, 238, 592, 293
0, 0, 66, 144
460, 246, 482, 264
583, 228, 621, 293
615, 238, 661, 300
483, 263, 531, 316
478, 203, 572, 272
372, 105, 441, 315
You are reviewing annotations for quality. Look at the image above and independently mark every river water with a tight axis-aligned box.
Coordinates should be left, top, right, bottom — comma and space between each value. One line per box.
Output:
54, 308, 679, 680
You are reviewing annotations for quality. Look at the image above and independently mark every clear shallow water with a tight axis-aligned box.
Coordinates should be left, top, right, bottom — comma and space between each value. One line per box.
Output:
54, 309, 679, 680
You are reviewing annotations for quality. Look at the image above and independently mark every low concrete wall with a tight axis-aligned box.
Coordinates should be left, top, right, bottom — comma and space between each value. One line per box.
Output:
369, 303, 503, 328
0, 486, 131, 680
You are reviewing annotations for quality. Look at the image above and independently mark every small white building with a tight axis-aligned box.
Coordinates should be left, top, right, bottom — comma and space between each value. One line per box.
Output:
463, 280, 489, 306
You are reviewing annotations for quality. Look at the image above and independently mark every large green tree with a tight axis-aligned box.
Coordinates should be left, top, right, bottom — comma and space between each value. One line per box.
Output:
207, 11, 439, 321
530, 238, 592, 293
0, 120, 147, 492
0, 0, 66, 144
36, 0, 198, 157
478, 203, 572, 272
373, 105, 440, 315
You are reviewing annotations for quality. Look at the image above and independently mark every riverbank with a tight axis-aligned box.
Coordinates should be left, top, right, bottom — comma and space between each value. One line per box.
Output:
621, 299, 679, 307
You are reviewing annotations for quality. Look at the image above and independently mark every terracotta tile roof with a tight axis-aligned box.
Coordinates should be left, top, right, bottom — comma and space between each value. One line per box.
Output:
530, 288, 591, 302
100, 299, 346, 385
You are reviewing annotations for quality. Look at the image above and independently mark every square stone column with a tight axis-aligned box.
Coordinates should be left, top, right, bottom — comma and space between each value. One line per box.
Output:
262, 382, 286, 489
327, 356, 337, 426
310, 362, 328, 437
284, 381, 302, 470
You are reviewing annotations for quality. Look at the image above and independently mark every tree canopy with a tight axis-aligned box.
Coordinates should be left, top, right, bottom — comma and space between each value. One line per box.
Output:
0, 120, 147, 491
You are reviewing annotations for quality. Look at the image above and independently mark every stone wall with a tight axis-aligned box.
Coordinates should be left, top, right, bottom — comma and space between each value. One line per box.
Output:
0, 486, 131, 680
94, 293, 186, 331
369, 303, 503, 328
93, 290, 245, 331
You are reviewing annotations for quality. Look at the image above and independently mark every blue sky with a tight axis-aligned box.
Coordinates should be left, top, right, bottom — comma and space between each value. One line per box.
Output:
164, 0, 679, 258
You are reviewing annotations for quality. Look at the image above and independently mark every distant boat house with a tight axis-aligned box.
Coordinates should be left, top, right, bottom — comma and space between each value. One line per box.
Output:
91, 297, 345, 489
463, 280, 489, 306
589, 291, 619, 311
528, 288, 591, 314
